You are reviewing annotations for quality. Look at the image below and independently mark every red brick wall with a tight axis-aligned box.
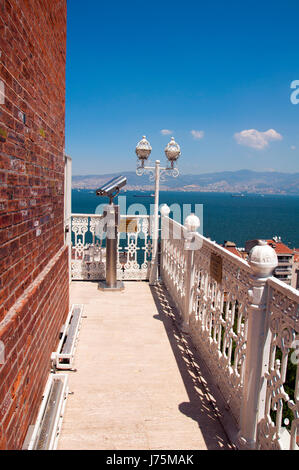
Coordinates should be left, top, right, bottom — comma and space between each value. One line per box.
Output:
0, 0, 68, 449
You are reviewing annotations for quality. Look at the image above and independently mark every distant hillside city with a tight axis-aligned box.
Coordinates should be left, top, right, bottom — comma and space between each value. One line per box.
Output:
72, 169, 299, 195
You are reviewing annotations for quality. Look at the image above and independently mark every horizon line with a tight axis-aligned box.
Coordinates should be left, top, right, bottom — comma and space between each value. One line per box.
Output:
72, 168, 299, 177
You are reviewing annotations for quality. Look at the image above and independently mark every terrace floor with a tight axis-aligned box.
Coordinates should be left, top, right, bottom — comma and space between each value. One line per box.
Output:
57, 281, 237, 450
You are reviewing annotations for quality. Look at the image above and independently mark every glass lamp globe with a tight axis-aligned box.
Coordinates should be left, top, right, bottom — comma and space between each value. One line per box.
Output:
135, 136, 152, 165
164, 137, 181, 167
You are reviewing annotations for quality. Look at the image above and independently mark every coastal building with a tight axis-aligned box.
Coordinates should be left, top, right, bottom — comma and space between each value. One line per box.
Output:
0, 1, 69, 449
223, 238, 295, 286
245, 237, 294, 285
292, 249, 299, 290
222, 241, 248, 260
222, 240, 242, 258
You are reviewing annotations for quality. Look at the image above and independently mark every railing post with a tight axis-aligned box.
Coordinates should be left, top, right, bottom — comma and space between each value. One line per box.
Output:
149, 160, 160, 286
181, 214, 201, 333
160, 204, 170, 278
238, 240, 278, 449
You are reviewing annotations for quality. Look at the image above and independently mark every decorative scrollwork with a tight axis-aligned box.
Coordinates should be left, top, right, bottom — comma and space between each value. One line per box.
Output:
159, 167, 179, 181
71, 215, 152, 281
161, 217, 251, 423
136, 165, 155, 181
135, 164, 179, 183
256, 281, 299, 450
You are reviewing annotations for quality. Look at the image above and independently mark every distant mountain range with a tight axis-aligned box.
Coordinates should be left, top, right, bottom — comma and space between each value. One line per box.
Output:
72, 169, 299, 195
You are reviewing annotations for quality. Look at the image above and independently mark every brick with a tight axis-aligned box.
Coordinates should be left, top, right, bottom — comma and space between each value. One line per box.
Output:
0, 0, 68, 450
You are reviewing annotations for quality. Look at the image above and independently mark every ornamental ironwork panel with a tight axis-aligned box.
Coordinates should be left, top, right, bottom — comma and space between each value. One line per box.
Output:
160, 216, 251, 424
160, 217, 187, 317
257, 278, 299, 450
189, 237, 251, 424
71, 215, 152, 281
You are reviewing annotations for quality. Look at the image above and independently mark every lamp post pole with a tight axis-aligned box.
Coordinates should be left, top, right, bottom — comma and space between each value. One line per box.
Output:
150, 159, 160, 285
135, 136, 181, 285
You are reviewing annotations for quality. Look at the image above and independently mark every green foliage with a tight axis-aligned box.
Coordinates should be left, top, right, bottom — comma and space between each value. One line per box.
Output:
272, 348, 296, 430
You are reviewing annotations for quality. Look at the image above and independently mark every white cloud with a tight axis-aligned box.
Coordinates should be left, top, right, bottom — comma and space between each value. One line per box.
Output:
191, 130, 205, 140
234, 129, 282, 150
160, 129, 173, 135
291, 145, 296, 150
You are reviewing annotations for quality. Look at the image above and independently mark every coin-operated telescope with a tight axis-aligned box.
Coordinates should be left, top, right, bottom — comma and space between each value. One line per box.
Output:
96, 176, 127, 291
96, 175, 127, 204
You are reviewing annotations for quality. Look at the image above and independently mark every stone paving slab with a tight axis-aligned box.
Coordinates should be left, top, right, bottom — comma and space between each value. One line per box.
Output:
57, 281, 235, 450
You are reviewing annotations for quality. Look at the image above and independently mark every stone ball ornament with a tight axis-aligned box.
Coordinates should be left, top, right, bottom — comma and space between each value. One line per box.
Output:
160, 204, 171, 217
248, 240, 278, 277
184, 214, 200, 232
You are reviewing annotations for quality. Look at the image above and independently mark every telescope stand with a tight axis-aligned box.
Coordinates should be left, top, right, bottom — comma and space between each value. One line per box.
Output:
98, 204, 124, 292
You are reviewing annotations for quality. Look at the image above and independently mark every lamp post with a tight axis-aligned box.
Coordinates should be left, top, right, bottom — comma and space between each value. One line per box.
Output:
135, 135, 181, 285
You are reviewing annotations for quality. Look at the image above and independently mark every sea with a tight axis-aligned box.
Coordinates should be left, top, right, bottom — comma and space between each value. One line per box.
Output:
72, 190, 299, 249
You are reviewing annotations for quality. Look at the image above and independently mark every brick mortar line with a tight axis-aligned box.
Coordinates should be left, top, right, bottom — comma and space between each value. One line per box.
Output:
0, 166, 65, 177
1, 285, 68, 439
0, 216, 63, 234
1, 23, 66, 86
0, 9, 66, 97
0, 248, 68, 423
0, 244, 66, 310
0, 38, 65, 100
0, 244, 68, 330
0, 248, 68, 387
1, 1, 66, 58
0, 230, 64, 279
0, 60, 65, 147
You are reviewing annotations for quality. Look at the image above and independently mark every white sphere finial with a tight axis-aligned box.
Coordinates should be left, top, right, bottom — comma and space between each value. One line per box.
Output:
160, 204, 170, 217
184, 214, 200, 232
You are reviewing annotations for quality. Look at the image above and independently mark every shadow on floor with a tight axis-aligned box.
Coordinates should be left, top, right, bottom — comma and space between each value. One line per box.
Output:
150, 282, 236, 450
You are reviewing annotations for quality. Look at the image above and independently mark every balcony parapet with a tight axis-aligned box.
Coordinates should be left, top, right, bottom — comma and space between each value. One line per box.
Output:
159, 209, 299, 451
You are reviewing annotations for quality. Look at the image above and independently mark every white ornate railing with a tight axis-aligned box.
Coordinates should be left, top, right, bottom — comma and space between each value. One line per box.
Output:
161, 215, 250, 424
190, 239, 251, 425
160, 218, 187, 317
71, 214, 152, 281
160, 212, 299, 450
257, 278, 299, 450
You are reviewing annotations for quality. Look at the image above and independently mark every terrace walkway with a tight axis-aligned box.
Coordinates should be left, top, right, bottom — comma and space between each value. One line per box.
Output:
58, 281, 237, 450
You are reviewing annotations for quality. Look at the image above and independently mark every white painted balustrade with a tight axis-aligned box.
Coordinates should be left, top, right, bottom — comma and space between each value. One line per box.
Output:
160, 209, 299, 451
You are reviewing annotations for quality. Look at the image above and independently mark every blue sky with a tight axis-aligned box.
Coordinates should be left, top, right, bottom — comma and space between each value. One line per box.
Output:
65, 0, 299, 176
